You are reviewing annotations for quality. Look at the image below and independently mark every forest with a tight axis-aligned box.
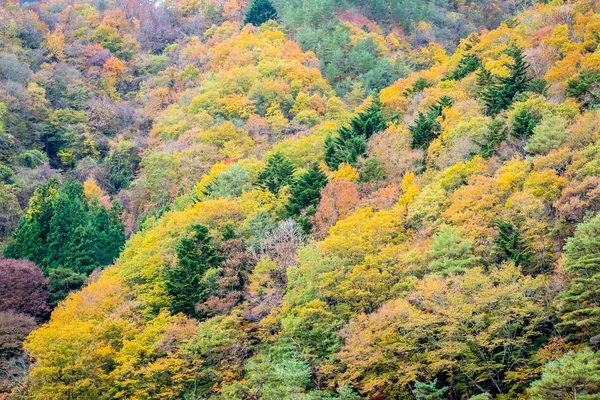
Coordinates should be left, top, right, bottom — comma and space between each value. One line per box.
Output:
1, 0, 600, 398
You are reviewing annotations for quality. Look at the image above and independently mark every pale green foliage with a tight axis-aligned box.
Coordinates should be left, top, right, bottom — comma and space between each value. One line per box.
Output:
524, 114, 569, 154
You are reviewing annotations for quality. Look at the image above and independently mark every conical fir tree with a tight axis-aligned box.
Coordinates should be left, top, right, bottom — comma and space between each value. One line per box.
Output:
166, 224, 223, 318
255, 152, 296, 194
287, 163, 328, 217
244, 0, 277, 26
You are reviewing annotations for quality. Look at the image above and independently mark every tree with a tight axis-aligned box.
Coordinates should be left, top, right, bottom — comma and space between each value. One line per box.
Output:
479, 45, 530, 115
245, 0, 278, 26
165, 224, 224, 319
5, 178, 125, 305
46, 268, 87, 307
0, 311, 36, 363
512, 106, 539, 138
524, 114, 569, 154
255, 152, 296, 195
324, 128, 367, 170
493, 220, 530, 267
0, 183, 22, 239
0, 259, 49, 320
444, 53, 481, 81
414, 379, 449, 400
287, 163, 328, 217
409, 95, 454, 149
5, 176, 60, 267
565, 70, 600, 109
527, 349, 600, 400
558, 213, 600, 342
204, 165, 252, 199
325, 93, 386, 169
427, 226, 480, 276
477, 119, 508, 158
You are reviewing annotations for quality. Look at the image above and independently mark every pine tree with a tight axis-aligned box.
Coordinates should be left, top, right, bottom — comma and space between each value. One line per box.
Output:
479, 45, 530, 116
444, 53, 481, 81
287, 163, 328, 218
409, 111, 437, 149
255, 152, 296, 194
512, 107, 539, 138
409, 96, 454, 149
493, 220, 530, 267
324, 127, 368, 169
527, 349, 600, 399
350, 92, 386, 139
166, 224, 223, 318
244, 0, 277, 26
45, 181, 90, 273
324, 93, 386, 170
558, 213, 600, 342
428, 226, 480, 276
413, 379, 449, 400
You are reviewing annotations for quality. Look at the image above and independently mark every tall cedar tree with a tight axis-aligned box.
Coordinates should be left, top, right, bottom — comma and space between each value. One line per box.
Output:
443, 53, 481, 81
255, 152, 296, 194
494, 220, 530, 267
479, 45, 530, 115
166, 224, 224, 319
5, 179, 125, 276
287, 163, 328, 217
325, 93, 386, 169
244, 0, 277, 26
409, 95, 454, 149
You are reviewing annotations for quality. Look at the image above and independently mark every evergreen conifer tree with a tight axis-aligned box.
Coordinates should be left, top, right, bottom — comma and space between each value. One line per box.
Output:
558, 213, 600, 341
325, 93, 386, 170
255, 152, 296, 194
287, 163, 328, 217
166, 224, 223, 318
244, 0, 277, 26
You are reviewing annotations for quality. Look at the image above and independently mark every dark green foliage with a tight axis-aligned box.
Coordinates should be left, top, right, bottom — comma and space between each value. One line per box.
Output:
409, 111, 437, 150
359, 157, 386, 182
528, 78, 549, 95
493, 220, 530, 267
166, 224, 224, 319
47, 268, 87, 307
403, 77, 432, 96
565, 70, 600, 109
409, 95, 454, 149
558, 213, 600, 342
351, 94, 387, 140
325, 93, 386, 169
105, 140, 141, 193
4, 178, 125, 303
255, 152, 296, 195
478, 45, 530, 115
477, 119, 508, 158
443, 53, 481, 81
287, 163, 328, 218
512, 107, 540, 138
325, 128, 367, 169
245, 0, 278, 26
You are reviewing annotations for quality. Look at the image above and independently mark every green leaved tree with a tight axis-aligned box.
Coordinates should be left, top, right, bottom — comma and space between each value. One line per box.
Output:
166, 224, 223, 319
245, 0, 278, 26
558, 213, 600, 342
255, 152, 296, 195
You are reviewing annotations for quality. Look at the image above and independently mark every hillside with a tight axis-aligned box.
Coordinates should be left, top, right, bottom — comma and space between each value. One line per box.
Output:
2, 0, 600, 399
